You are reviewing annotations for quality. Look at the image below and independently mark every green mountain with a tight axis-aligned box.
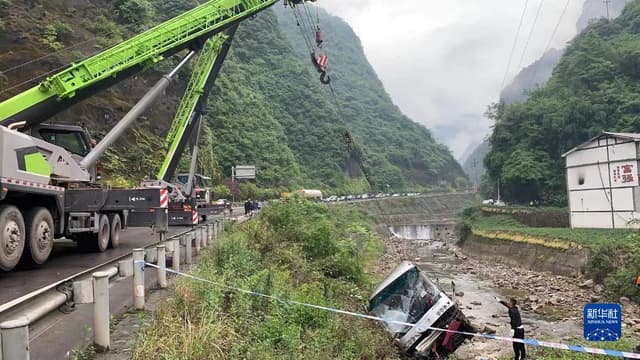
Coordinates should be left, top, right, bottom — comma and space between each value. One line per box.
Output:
0, 0, 463, 192
484, 0, 640, 205
462, 140, 489, 186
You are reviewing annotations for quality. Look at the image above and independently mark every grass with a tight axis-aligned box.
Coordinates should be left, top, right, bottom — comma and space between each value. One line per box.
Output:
470, 214, 632, 248
499, 288, 529, 299
132, 197, 399, 359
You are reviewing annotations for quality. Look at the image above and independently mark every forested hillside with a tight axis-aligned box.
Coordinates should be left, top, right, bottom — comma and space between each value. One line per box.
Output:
0, 0, 463, 193
462, 140, 489, 186
484, 0, 640, 205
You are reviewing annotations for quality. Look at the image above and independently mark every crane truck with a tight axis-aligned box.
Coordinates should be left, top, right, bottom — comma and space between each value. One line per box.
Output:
0, 0, 321, 271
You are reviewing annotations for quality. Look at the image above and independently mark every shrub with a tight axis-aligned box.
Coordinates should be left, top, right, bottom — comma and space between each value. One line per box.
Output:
133, 198, 394, 358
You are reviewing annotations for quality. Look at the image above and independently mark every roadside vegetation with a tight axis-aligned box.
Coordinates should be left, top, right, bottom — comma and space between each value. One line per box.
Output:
460, 207, 640, 302
132, 197, 398, 359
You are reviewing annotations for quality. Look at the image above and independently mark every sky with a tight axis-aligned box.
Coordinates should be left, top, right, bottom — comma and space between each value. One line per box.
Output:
317, 0, 594, 160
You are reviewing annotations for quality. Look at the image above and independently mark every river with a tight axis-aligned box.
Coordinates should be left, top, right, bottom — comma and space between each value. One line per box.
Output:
388, 225, 585, 359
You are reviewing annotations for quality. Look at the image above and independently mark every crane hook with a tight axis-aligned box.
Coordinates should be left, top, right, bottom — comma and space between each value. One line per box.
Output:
320, 71, 330, 85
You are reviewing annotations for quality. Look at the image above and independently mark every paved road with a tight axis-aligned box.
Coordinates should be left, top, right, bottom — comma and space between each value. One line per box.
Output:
0, 225, 201, 306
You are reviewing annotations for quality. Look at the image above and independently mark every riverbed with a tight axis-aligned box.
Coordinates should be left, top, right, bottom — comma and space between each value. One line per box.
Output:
378, 230, 640, 359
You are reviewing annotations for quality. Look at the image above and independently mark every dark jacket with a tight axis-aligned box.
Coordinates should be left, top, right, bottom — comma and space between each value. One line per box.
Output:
500, 301, 522, 329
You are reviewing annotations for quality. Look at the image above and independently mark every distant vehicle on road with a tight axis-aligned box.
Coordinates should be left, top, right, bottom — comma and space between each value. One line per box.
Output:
282, 189, 323, 201
482, 199, 506, 206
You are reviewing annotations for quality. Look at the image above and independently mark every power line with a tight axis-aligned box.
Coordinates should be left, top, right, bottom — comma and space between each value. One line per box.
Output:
542, 0, 570, 54
500, 0, 531, 92
0, 32, 114, 75
530, 0, 570, 83
516, 0, 545, 71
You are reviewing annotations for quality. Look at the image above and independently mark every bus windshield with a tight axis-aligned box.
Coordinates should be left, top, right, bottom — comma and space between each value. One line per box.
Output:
369, 267, 442, 336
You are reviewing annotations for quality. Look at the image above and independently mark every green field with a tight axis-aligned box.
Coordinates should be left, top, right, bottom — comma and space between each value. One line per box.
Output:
470, 214, 632, 247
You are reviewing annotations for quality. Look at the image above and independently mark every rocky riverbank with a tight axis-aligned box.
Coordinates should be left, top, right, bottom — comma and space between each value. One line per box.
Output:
376, 233, 640, 359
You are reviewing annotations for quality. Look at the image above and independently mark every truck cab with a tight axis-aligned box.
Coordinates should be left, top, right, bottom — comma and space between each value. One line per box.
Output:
369, 261, 474, 358
28, 123, 98, 181
175, 173, 211, 205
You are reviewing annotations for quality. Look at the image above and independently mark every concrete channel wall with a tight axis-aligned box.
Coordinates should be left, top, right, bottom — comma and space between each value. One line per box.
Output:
353, 192, 477, 225
459, 232, 591, 277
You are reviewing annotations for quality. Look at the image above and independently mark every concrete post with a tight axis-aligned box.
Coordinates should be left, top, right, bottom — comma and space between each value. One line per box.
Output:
133, 248, 145, 310
93, 271, 110, 353
194, 230, 201, 255
211, 223, 216, 241
172, 239, 180, 273
201, 226, 207, 248
157, 245, 167, 289
218, 220, 223, 235
184, 234, 192, 265
0, 317, 29, 360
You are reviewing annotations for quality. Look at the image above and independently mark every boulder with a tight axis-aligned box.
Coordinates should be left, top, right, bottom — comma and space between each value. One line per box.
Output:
579, 279, 594, 289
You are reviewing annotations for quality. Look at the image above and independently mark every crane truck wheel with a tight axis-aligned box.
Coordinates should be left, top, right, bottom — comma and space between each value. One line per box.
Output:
79, 214, 110, 252
108, 214, 121, 249
22, 207, 54, 265
0, 205, 25, 271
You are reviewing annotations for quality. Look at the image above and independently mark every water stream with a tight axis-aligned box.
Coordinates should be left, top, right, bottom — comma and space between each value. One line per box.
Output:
389, 224, 583, 358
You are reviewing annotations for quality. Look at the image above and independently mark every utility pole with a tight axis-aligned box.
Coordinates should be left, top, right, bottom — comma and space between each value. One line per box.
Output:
604, 0, 611, 20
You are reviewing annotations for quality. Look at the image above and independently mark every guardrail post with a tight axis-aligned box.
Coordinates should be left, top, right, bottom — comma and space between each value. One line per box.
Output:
93, 271, 110, 353
157, 245, 167, 289
201, 226, 207, 248
0, 317, 29, 360
218, 219, 223, 235
208, 224, 214, 242
184, 234, 192, 265
194, 230, 201, 255
133, 248, 145, 310
172, 239, 180, 273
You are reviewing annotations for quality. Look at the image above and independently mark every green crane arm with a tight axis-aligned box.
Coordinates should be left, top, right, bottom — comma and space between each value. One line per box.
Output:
0, 0, 284, 129
157, 25, 237, 181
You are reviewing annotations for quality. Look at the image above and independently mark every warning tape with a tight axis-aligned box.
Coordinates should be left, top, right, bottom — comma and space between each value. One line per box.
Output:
137, 261, 640, 358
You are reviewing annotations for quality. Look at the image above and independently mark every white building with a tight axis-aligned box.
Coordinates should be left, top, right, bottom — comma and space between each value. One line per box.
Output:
563, 132, 640, 229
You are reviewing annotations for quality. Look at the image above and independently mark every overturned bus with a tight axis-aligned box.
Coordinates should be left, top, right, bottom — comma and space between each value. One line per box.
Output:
369, 261, 474, 359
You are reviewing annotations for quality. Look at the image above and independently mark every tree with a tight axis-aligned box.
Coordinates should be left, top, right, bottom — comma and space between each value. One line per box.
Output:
211, 184, 231, 200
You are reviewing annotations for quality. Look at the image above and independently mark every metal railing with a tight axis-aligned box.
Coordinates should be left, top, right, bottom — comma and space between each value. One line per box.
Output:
0, 219, 225, 359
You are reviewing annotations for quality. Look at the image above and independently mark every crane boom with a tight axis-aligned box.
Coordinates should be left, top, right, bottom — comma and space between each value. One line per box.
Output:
0, 0, 282, 129
158, 26, 237, 182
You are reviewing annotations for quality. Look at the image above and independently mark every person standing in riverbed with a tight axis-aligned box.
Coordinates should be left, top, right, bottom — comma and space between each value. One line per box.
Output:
496, 296, 526, 360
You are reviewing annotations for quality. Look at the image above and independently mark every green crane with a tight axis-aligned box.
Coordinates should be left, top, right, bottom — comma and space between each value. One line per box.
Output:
141, 26, 239, 225
0, 0, 289, 129
0, 0, 322, 270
